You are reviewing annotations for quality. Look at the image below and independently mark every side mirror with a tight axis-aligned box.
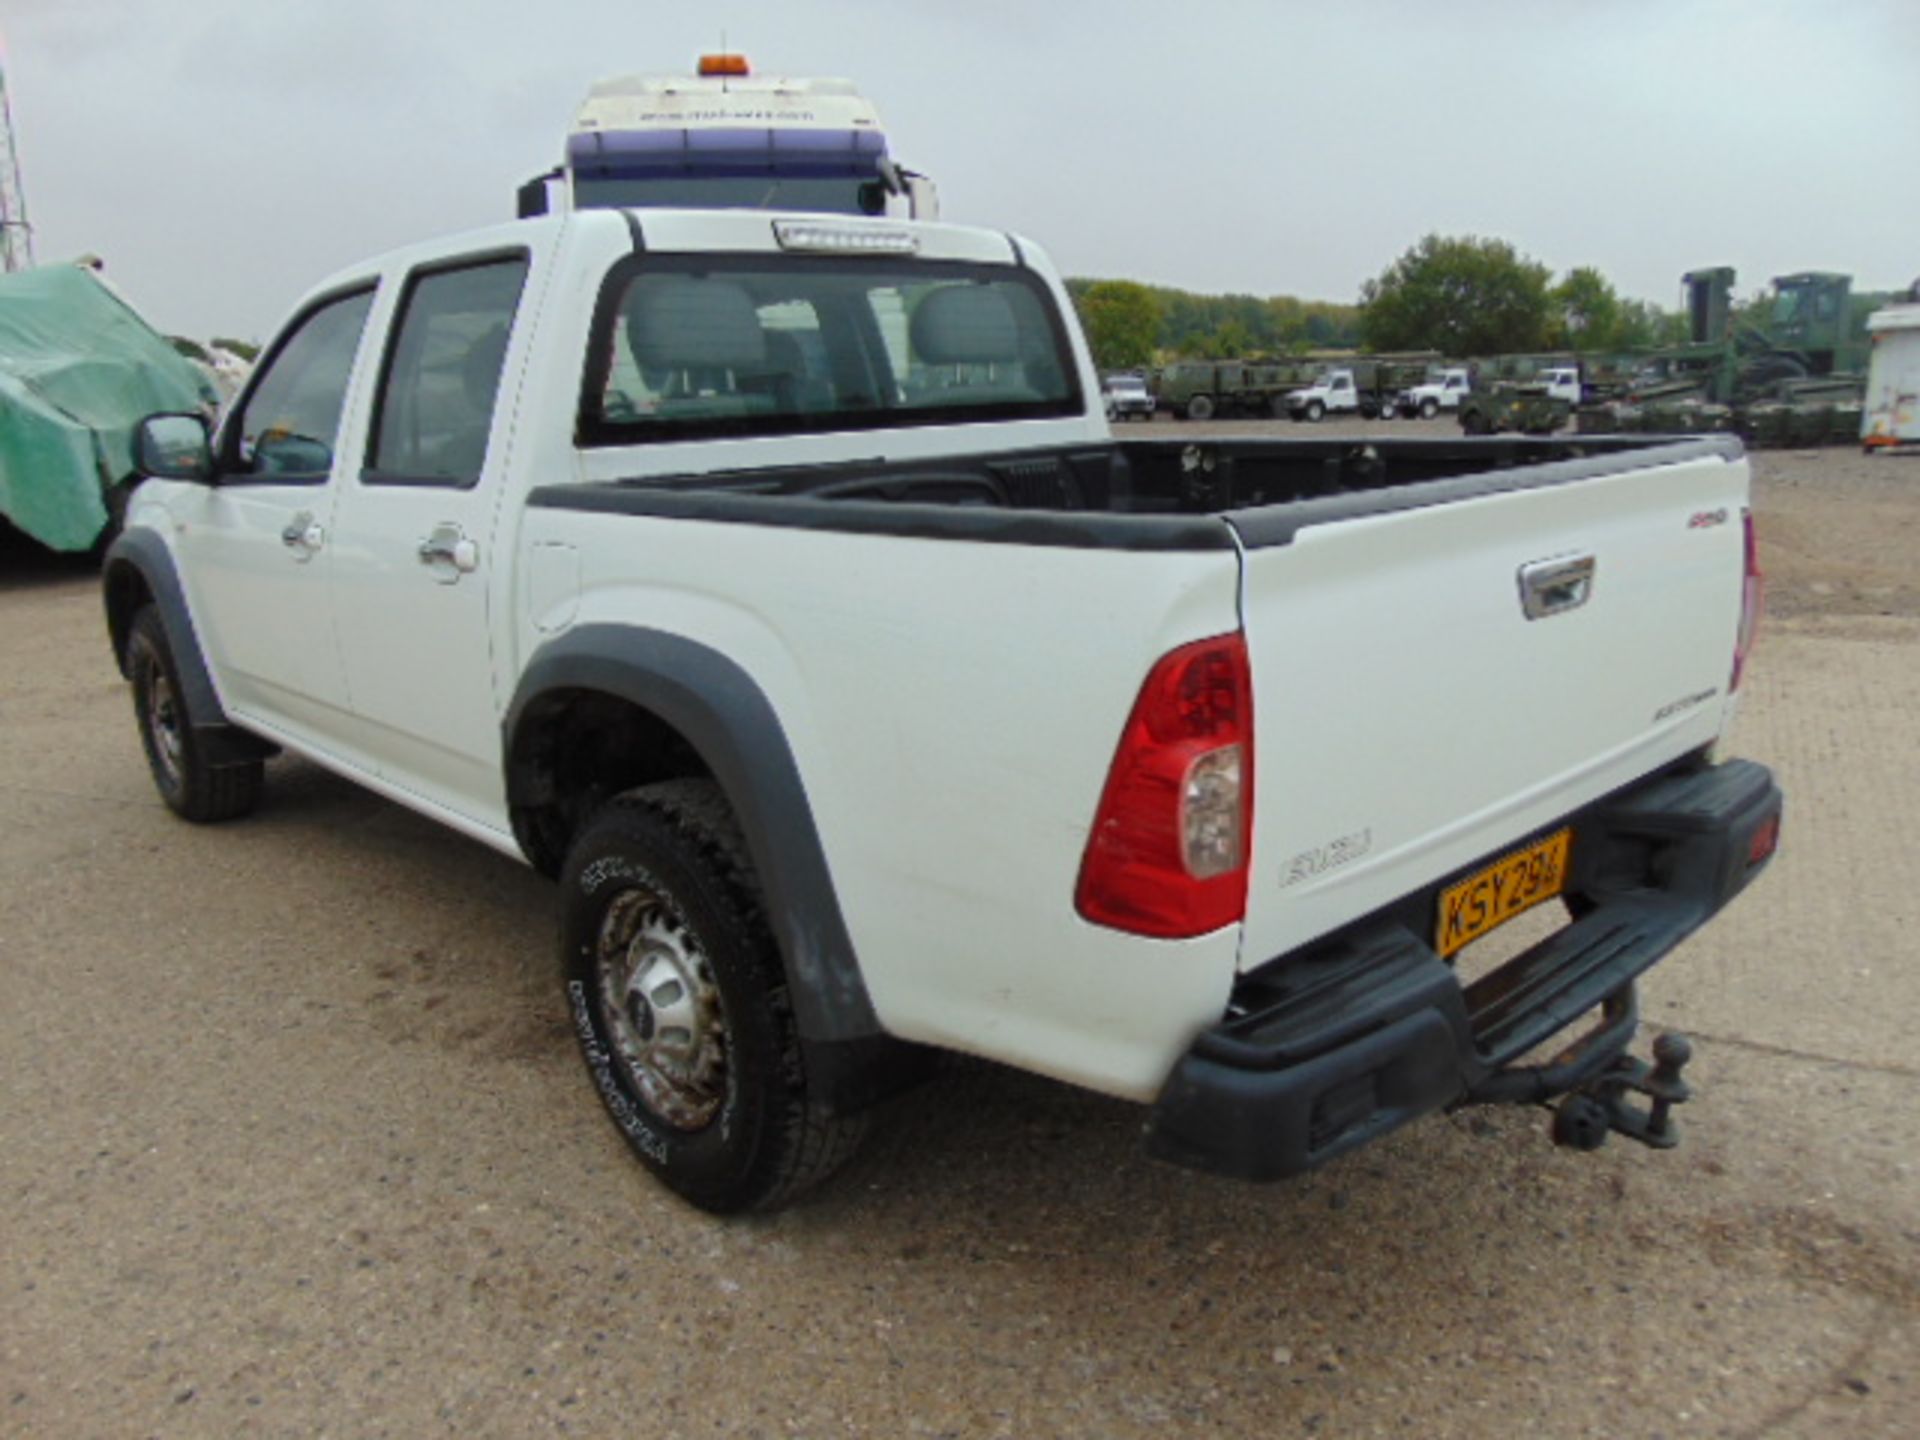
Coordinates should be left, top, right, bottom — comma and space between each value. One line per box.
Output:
135, 413, 215, 482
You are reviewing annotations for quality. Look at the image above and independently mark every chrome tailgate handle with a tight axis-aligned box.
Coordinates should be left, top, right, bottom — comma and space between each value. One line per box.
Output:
1518, 555, 1596, 619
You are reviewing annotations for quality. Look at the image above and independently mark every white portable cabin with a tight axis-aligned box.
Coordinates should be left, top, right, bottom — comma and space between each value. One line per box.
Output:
1863, 300, 1920, 451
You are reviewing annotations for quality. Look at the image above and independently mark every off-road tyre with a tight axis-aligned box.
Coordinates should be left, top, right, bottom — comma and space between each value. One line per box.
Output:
560, 779, 867, 1214
126, 606, 263, 822
1461, 408, 1492, 436
1305, 399, 1326, 422
1185, 394, 1216, 422
1420, 398, 1440, 420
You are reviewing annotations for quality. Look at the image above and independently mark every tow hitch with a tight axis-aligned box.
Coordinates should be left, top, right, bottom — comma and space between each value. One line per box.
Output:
1550, 1032, 1693, 1152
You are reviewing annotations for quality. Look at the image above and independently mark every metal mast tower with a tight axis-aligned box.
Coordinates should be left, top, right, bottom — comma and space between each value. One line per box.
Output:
0, 43, 34, 272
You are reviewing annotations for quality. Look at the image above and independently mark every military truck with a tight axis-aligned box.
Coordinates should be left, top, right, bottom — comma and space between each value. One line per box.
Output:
1155, 358, 1319, 420
1630, 268, 1868, 406
1573, 267, 1887, 446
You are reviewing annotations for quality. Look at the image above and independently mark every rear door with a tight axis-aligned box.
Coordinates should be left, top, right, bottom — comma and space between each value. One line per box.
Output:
325, 250, 535, 828
1231, 445, 1751, 969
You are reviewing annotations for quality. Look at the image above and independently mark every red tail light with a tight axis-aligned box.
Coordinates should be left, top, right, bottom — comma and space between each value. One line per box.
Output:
1076, 634, 1254, 938
1731, 507, 1763, 692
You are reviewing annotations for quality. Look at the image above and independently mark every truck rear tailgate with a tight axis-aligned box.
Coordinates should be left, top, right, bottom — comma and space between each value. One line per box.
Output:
1229, 441, 1751, 971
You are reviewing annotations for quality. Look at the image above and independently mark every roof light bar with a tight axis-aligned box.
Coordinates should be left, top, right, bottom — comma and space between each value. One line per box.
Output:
773, 221, 919, 255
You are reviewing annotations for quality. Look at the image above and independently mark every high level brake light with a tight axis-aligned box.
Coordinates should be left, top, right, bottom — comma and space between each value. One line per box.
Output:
697, 53, 751, 77
773, 220, 919, 255
1076, 634, 1254, 939
1731, 507, 1763, 692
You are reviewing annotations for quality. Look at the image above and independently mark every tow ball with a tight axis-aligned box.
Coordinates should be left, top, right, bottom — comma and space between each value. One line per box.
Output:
1550, 1032, 1693, 1152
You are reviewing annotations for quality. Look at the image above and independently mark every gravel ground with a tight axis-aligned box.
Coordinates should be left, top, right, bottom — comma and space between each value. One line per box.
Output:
2, 435, 1916, 1438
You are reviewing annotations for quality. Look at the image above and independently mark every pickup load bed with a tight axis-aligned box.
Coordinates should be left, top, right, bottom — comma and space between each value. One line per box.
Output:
103, 208, 1781, 1212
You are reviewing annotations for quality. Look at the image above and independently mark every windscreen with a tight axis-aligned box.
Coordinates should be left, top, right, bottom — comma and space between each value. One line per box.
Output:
580, 255, 1082, 445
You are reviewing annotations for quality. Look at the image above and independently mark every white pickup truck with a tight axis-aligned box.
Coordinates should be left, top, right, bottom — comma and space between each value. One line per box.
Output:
1398, 366, 1474, 419
1537, 366, 1585, 405
106, 208, 1782, 1214
1284, 367, 1369, 421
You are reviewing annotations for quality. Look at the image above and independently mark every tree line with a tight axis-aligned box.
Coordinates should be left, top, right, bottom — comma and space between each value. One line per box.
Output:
1068, 234, 1691, 373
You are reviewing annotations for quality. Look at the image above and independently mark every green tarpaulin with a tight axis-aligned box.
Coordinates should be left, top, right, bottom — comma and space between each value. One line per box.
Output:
0, 266, 217, 552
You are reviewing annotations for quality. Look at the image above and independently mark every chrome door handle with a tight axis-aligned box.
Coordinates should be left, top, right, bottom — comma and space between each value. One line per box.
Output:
280, 512, 325, 559
1518, 554, 1596, 619
417, 523, 479, 582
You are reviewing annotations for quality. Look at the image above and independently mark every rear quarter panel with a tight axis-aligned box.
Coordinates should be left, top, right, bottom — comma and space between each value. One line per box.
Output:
518, 504, 1245, 1100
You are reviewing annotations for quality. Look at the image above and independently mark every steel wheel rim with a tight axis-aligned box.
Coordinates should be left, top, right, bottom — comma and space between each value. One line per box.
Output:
144, 657, 184, 783
596, 885, 727, 1131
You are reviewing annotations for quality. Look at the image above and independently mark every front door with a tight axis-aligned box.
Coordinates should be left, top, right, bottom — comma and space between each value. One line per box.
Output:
175, 285, 377, 747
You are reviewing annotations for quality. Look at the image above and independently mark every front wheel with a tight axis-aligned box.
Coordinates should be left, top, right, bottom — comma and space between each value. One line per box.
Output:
1420, 398, 1440, 420
1186, 394, 1216, 422
126, 606, 262, 822
560, 779, 866, 1214
1305, 400, 1326, 422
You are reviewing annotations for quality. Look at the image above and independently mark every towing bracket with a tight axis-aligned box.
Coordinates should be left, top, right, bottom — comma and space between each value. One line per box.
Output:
1551, 1031, 1694, 1152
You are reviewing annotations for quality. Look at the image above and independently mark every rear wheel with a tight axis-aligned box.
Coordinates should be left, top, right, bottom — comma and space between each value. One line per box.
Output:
1186, 394, 1216, 422
1462, 408, 1492, 435
125, 606, 263, 822
560, 779, 866, 1214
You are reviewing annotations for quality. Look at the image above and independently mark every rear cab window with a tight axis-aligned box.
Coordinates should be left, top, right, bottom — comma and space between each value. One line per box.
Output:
578, 255, 1082, 446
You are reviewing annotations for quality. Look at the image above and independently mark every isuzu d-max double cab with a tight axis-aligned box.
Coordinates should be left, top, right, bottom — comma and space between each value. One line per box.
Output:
105, 208, 1781, 1214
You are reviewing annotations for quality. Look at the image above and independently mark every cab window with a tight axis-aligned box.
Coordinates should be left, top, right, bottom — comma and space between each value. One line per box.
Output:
230, 288, 376, 480
367, 256, 530, 486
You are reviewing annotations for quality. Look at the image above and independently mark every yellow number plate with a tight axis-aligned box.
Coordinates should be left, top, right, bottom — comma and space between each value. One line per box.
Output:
1436, 829, 1572, 959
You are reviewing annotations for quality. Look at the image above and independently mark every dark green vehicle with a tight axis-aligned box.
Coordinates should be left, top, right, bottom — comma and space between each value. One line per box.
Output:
1456, 366, 1582, 435
1154, 359, 1321, 420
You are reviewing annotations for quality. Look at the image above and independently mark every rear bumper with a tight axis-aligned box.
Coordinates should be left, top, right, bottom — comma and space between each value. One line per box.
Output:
1147, 758, 1782, 1180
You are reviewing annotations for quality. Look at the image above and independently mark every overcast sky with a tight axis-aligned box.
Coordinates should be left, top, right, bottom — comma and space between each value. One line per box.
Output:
3, 0, 1916, 341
